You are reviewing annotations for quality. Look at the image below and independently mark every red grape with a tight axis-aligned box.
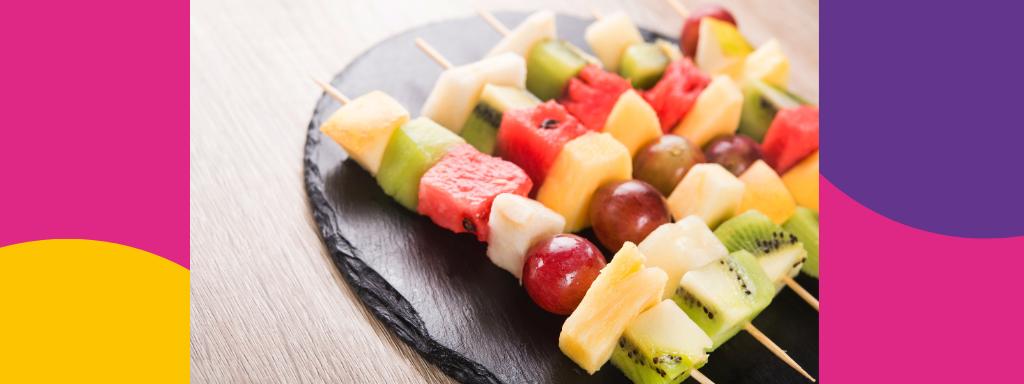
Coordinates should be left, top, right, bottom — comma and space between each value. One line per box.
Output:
522, 234, 606, 315
589, 180, 671, 251
681, 5, 738, 58
633, 135, 706, 196
703, 134, 764, 176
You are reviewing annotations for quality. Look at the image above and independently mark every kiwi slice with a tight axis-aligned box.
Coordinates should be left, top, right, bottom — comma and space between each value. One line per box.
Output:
673, 250, 774, 350
610, 300, 711, 384
619, 43, 670, 90
737, 79, 809, 142
460, 84, 539, 154
784, 207, 819, 278
526, 39, 589, 101
714, 210, 808, 293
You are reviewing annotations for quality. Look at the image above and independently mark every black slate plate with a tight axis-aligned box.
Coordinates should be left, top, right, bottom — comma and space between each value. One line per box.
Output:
304, 13, 819, 384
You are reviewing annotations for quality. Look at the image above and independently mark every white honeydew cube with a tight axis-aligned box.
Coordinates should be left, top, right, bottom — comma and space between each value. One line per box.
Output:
486, 193, 566, 280
667, 164, 745, 229
485, 10, 556, 59
583, 11, 644, 73
672, 75, 743, 147
420, 52, 527, 134
744, 39, 790, 88
638, 216, 729, 300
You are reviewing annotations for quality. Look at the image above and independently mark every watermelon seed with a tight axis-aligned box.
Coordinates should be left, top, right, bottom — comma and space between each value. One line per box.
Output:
540, 119, 559, 130
462, 218, 476, 232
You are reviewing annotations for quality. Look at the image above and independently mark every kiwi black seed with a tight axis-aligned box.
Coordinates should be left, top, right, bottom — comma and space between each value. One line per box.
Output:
471, 102, 503, 128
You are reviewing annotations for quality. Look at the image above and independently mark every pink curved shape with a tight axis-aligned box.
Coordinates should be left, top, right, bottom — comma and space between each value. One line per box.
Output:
822, 176, 1023, 382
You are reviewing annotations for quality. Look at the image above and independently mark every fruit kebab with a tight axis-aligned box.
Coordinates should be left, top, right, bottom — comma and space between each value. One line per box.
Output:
635, 216, 816, 381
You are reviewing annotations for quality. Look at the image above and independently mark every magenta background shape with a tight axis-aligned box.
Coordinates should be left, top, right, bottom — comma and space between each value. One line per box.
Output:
0, 1, 187, 269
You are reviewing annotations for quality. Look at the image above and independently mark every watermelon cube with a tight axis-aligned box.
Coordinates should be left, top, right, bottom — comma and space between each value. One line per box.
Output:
487, 193, 566, 279
418, 144, 532, 241
762, 105, 819, 174
318, 90, 410, 176
536, 132, 632, 232
642, 59, 712, 133
377, 117, 466, 211
495, 100, 590, 196
559, 65, 632, 132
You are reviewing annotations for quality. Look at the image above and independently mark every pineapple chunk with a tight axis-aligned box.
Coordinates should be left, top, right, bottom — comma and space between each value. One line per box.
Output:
486, 193, 566, 279
737, 160, 798, 224
584, 11, 644, 73
536, 132, 632, 232
667, 163, 745, 229
744, 39, 790, 88
638, 216, 729, 300
420, 52, 527, 134
318, 90, 409, 176
672, 74, 743, 147
560, 242, 667, 374
485, 10, 556, 59
694, 17, 753, 83
602, 90, 662, 157
781, 151, 819, 211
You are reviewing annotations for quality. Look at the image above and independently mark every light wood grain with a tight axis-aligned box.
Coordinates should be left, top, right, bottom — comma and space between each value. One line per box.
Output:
189, 0, 818, 382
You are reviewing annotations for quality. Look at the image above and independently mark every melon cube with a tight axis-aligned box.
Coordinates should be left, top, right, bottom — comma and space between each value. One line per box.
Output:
560, 242, 667, 374
672, 74, 743, 147
486, 193, 566, 279
536, 132, 632, 233
762, 105, 819, 174
377, 117, 466, 211
526, 40, 588, 101
667, 163, 745, 229
619, 43, 670, 90
694, 17, 753, 83
495, 100, 590, 196
737, 160, 797, 224
584, 11, 644, 73
744, 39, 790, 88
601, 90, 662, 156
781, 151, 819, 211
421, 52, 527, 134
637, 216, 729, 301
485, 10, 556, 59
417, 144, 532, 242
318, 90, 409, 176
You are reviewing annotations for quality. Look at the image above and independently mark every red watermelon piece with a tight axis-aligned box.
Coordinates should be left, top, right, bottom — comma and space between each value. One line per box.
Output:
762, 105, 819, 174
418, 144, 532, 241
495, 100, 589, 197
558, 65, 632, 132
642, 58, 711, 132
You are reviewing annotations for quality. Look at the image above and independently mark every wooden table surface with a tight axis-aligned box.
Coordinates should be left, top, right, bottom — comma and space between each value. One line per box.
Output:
189, 0, 818, 382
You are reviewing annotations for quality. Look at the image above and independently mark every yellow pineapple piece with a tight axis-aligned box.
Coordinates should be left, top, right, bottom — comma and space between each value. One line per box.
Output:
560, 242, 667, 374
602, 90, 662, 157
672, 75, 743, 147
667, 163, 745, 229
738, 160, 798, 224
744, 38, 790, 88
694, 17, 754, 83
536, 132, 632, 232
319, 90, 410, 176
781, 151, 819, 211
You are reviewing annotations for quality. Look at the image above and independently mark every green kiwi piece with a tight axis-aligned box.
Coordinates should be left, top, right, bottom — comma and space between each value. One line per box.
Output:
714, 210, 807, 292
673, 250, 774, 350
610, 300, 711, 384
460, 84, 539, 155
737, 79, 809, 142
526, 39, 588, 101
619, 43, 670, 90
783, 207, 819, 278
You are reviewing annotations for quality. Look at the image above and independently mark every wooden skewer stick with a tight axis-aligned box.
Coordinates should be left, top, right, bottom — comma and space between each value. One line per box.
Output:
414, 37, 454, 70
744, 323, 816, 382
475, 7, 509, 36
589, 7, 604, 20
665, 0, 691, 20
309, 74, 350, 104
690, 368, 714, 384
782, 275, 819, 311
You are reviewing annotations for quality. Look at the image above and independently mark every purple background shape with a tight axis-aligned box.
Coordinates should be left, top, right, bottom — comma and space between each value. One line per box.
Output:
0, 1, 187, 268
822, 0, 1024, 238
